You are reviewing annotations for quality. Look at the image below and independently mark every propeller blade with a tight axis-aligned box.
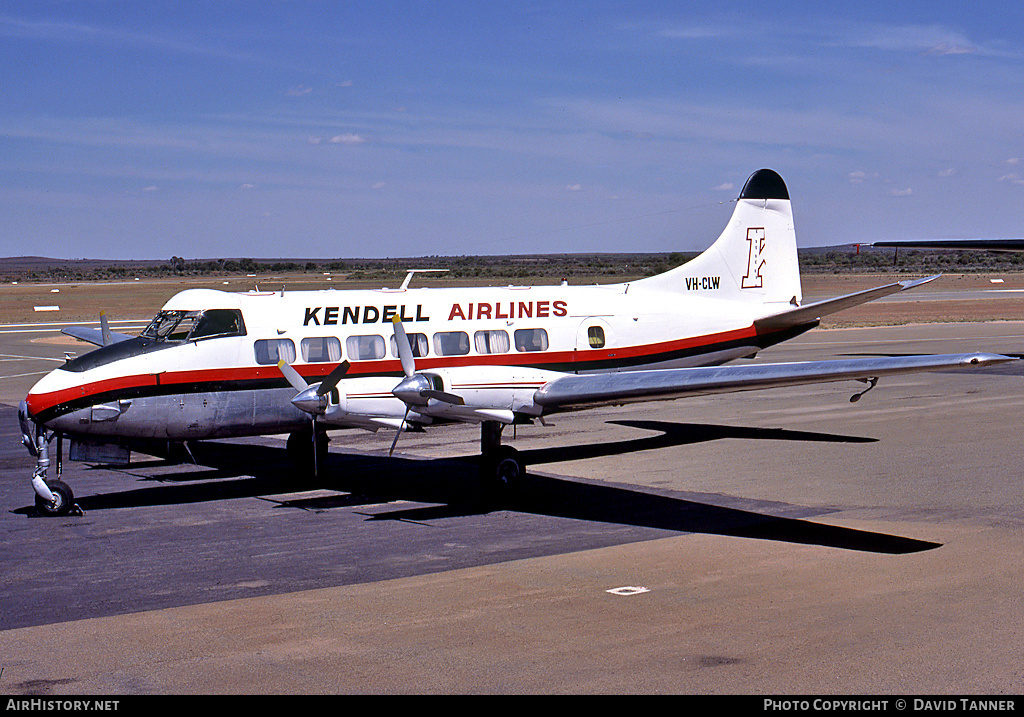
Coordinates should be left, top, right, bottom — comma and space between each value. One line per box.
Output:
316, 360, 350, 397
277, 359, 309, 392
311, 417, 318, 478
389, 405, 411, 457
391, 316, 415, 378
420, 389, 465, 405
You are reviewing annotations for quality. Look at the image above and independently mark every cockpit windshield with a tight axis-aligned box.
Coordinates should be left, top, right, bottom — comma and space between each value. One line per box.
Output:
141, 309, 246, 342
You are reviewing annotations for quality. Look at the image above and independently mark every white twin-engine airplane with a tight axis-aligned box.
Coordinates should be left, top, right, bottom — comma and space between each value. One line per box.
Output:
19, 169, 1013, 516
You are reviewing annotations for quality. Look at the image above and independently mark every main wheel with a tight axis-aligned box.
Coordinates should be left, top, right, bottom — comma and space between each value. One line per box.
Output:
35, 480, 74, 517
491, 445, 524, 488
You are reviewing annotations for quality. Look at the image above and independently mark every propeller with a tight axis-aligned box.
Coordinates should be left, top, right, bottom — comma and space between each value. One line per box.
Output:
279, 359, 350, 414
387, 317, 464, 456
277, 359, 350, 475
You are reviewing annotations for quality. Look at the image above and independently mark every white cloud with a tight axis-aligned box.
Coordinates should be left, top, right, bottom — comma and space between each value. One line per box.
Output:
713, 182, 734, 191
329, 133, 366, 145
848, 171, 882, 184
660, 25, 737, 41
0, 12, 269, 65
890, 188, 913, 196
844, 23, 977, 55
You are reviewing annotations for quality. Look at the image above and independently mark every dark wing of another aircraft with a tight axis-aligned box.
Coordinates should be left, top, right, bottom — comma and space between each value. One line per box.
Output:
533, 353, 1013, 412
874, 240, 1024, 252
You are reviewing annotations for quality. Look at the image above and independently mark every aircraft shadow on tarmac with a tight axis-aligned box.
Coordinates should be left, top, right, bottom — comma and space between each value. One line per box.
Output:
29, 419, 937, 555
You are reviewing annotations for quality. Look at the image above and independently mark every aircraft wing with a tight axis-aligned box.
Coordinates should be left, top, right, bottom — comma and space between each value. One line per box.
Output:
533, 353, 1012, 412
61, 325, 134, 347
754, 275, 938, 332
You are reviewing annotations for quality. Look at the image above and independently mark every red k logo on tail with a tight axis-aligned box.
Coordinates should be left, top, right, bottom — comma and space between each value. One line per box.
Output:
742, 228, 765, 289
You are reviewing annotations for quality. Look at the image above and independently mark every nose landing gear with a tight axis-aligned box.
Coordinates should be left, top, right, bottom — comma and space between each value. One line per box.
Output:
21, 402, 81, 518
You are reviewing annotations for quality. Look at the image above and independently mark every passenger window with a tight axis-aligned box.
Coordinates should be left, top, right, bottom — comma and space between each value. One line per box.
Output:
514, 328, 549, 352
433, 331, 470, 356
587, 326, 606, 349
390, 332, 429, 358
346, 335, 386, 361
254, 339, 296, 365
474, 330, 510, 354
301, 336, 342, 363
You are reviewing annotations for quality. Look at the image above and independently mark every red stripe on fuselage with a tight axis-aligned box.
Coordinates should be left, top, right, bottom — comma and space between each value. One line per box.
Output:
26, 324, 760, 417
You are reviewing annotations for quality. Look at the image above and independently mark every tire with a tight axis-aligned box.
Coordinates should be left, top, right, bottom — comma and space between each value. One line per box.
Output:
491, 445, 524, 488
35, 480, 74, 517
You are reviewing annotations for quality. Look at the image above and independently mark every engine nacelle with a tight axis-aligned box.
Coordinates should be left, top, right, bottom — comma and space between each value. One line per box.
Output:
412, 365, 559, 421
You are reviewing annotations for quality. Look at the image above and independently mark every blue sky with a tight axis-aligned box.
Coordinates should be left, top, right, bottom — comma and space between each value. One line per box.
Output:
2, 1, 1024, 260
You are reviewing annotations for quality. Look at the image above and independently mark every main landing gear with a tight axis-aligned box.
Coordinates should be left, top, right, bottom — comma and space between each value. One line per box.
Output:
480, 420, 525, 489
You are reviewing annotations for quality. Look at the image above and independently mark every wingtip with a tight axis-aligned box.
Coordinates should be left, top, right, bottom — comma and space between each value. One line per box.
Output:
898, 274, 941, 290
966, 352, 1017, 366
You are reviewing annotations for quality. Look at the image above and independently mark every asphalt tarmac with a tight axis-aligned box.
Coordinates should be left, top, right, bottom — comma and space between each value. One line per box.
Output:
2, 312, 1024, 694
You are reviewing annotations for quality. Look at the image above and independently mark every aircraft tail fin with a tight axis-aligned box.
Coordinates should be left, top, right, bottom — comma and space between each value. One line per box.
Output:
637, 169, 802, 308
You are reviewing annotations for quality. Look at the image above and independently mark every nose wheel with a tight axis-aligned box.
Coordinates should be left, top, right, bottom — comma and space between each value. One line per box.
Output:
34, 478, 77, 517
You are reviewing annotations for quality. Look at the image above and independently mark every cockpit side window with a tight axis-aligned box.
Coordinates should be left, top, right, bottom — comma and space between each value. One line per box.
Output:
189, 309, 246, 340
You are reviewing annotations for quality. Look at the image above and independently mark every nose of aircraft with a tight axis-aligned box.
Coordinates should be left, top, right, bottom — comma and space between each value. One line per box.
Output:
24, 365, 73, 421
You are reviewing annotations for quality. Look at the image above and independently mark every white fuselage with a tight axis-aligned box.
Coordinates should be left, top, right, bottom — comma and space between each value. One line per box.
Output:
25, 279, 795, 443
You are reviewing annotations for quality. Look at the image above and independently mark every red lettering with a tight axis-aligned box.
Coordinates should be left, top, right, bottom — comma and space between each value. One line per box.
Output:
518, 302, 532, 318
495, 303, 509, 319
537, 301, 550, 318
448, 304, 466, 321
553, 300, 567, 317
478, 303, 492, 319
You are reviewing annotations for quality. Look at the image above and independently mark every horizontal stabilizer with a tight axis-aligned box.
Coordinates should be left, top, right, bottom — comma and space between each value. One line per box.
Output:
754, 275, 939, 332
534, 352, 1012, 412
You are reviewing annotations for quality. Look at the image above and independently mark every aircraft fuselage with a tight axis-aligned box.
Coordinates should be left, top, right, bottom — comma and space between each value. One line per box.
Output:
26, 280, 801, 443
